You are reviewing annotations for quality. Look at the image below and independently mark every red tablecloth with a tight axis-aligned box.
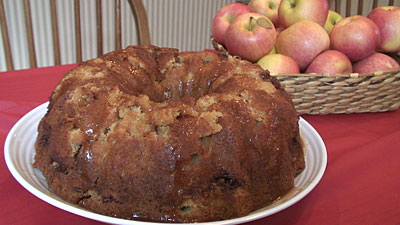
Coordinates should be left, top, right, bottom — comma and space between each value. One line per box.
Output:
1, 64, 399, 225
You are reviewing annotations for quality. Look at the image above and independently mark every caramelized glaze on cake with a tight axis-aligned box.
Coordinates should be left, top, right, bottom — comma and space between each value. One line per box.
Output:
34, 45, 305, 222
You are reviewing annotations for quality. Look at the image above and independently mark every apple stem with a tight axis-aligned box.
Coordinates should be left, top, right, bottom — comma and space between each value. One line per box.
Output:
248, 17, 256, 31
290, 0, 296, 8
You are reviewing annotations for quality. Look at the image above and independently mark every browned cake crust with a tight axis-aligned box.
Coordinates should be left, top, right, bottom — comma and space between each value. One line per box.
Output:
34, 45, 305, 223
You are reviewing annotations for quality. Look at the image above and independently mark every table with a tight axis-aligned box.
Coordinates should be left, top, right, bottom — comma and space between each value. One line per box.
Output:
1, 64, 399, 225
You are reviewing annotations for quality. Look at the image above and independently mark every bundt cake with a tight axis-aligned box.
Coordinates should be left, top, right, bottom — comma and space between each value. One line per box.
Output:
34, 45, 305, 223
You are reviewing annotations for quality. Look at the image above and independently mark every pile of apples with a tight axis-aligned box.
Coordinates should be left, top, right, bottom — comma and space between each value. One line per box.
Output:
211, 0, 400, 75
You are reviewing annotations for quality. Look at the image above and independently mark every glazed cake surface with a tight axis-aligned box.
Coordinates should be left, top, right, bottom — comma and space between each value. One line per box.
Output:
34, 45, 305, 222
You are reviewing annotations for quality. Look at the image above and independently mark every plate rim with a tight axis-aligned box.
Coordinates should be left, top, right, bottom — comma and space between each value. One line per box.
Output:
4, 102, 327, 225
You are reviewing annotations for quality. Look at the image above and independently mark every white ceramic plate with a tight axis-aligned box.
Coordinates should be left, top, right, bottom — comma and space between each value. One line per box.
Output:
5, 102, 327, 225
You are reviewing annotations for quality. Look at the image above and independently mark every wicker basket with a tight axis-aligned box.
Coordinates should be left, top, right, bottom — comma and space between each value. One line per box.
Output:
211, 1, 400, 115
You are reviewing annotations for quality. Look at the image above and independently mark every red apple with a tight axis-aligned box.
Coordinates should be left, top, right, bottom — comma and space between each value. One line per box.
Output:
306, 50, 352, 74
330, 15, 381, 62
276, 20, 330, 71
257, 54, 300, 74
278, 0, 329, 28
353, 52, 400, 74
211, 3, 252, 45
368, 6, 400, 53
248, 0, 282, 27
225, 13, 276, 62
324, 10, 343, 35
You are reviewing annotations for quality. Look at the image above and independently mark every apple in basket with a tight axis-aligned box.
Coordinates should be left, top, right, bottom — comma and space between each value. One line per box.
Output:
212, 3, 252, 45
330, 15, 381, 62
278, 0, 329, 27
305, 50, 353, 74
353, 52, 400, 74
324, 10, 343, 35
224, 13, 276, 62
257, 54, 300, 74
367, 6, 400, 53
276, 20, 330, 71
248, 0, 282, 27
